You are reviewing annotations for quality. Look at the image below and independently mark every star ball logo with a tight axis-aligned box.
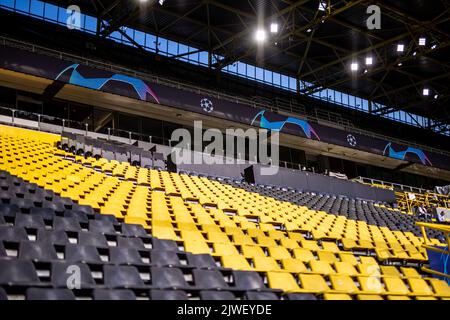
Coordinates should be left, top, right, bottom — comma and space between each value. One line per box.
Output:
201, 98, 214, 113
347, 134, 357, 147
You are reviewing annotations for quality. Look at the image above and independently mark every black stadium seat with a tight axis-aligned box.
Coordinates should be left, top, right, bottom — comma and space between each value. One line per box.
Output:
65, 244, 103, 264
0, 226, 29, 242
37, 230, 70, 245
0, 287, 7, 300
26, 288, 76, 300
78, 232, 109, 248
200, 290, 235, 300
192, 269, 230, 291
53, 216, 82, 232
0, 203, 20, 217
109, 247, 146, 266
150, 267, 190, 290
93, 289, 137, 300
18, 241, 59, 262
150, 290, 188, 300
14, 213, 46, 230
284, 293, 318, 300
121, 224, 149, 238
245, 291, 278, 300
117, 236, 146, 250
89, 220, 117, 235
0, 241, 6, 257
30, 207, 56, 221
232, 271, 268, 291
103, 265, 148, 289
152, 238, 179, 252
50, 262, 96, 289
0, 260, 41, 287
187, 254, 218, 270
150, 251, 184, 268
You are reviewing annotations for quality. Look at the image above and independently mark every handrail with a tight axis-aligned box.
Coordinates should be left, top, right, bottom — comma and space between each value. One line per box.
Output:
1, 35, 450, 157
353, 176, 433, 194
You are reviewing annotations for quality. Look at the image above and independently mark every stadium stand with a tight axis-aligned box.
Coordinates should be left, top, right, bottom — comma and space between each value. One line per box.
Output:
1, 124, 450, 300
1, 0, 450, 304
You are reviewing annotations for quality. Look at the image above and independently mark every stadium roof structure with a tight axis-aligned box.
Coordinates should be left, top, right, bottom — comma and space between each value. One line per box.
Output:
34, 0, 450, 131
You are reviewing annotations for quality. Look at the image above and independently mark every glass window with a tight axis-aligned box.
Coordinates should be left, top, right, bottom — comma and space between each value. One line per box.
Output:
109, 31, 121, 42
187, 48, 199, 63
247, 65, 256, 79
264, 69, 272, 83
167, 40, 178, 56
237, 62, 246, 76
199, 51, 209, 66
134, 30, 145, 47
255, 67, 264, 82
227, 63, 238, 74
57, 4, 69, 24
43, 2, 58, 21
177, 43, 189, 57
157, 37, 168, 54
281, 75, 289, 89
123, 27, 134, 45
16, 0, 30, 13
289, 78, 297, 92
1, 0, 15, 10
273, 72, 281, 87
145, 33, 157, 51
84, 15, 97, 33
30, 0, 44, 16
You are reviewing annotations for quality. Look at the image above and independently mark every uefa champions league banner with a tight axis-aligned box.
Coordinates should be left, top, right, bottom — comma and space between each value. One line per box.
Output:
1, 45, 450, 171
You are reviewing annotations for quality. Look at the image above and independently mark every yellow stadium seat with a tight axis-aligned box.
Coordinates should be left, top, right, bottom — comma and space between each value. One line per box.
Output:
207, 232, 231, 244
339, 253, 359, 266
281, 259, 308, 273
267, 272, 301, 292
252, 256, 281, 272
213, 243, 240, 256
298, 274, 331, 293
267, 247, 292, 260
317, 251, 339, 263
334, 262, 359, 277
242, 245, 266, 258
384, 277, 410, 295
407, 278, 433, 296
387, 296, 411, 300
380, 266, 403, 278
428, 279, 450, 298
358, 264, 381, 277
357, 295, 384, 300
321, 242, 340, 253
309, 260, 335, 275
400, 267, 421, 278
184, 240, 211, 254
329, 275, 360, 294
323, 294, 352, 300
151, 226, 178, 240
357, 276, 385, 294
292, 248, 315, 262
220, 255, 253, 271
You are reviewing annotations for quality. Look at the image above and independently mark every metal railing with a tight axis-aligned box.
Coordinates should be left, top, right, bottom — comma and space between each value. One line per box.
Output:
0, 106, 173, 147
352, 176, 432, 194
1, 35, 450, 157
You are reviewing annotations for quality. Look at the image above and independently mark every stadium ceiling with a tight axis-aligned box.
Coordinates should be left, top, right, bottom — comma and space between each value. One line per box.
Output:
45, 0, 450, 127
